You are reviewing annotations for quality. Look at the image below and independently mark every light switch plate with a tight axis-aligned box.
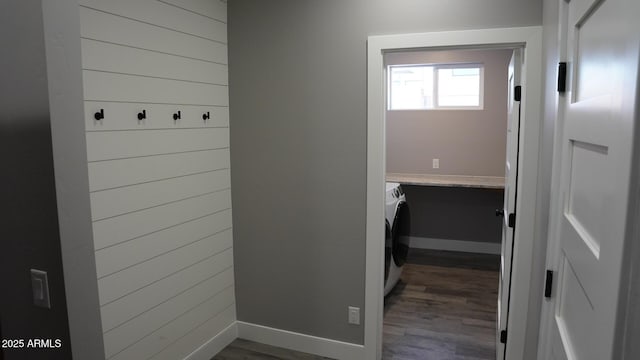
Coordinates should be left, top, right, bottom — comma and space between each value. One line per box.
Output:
432, 158, 440, 169
30, 269, 51, 309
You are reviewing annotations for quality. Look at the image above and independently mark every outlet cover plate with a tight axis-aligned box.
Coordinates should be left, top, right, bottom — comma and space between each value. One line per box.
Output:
348, 306, 360, 325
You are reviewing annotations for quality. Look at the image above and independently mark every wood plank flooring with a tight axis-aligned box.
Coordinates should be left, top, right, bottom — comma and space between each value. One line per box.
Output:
212, 338, 332, 360
383, 249, 499, 360
213, 249, 499, 360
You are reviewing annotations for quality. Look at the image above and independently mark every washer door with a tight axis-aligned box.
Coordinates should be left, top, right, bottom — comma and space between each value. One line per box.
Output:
392, 200, 410, 266
384, 220, 392, 285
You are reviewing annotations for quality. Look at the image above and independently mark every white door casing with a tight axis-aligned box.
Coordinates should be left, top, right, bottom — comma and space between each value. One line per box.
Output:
539, 0, 640, 358
366, 27, 543, 360
497, 49, 522, 360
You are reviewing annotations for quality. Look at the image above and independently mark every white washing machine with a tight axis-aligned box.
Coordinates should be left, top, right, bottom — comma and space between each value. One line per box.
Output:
384, 182, 411, 296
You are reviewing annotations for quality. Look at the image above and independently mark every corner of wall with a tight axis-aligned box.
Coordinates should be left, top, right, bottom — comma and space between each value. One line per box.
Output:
42, 0, 106, 358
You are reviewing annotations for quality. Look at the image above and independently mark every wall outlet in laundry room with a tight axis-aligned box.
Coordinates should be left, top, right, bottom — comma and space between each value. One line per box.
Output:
432, 158, 440, 169
348, 306, 360, 325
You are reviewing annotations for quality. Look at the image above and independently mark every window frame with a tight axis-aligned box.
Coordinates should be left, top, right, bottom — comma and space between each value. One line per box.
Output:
387, 62, 485, 111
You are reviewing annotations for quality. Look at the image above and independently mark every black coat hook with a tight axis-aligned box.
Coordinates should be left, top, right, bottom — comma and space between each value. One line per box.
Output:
137, 109, 146, 120
203, 112, 210, 121
94, 109, 104, 120
173, 111, 181, 120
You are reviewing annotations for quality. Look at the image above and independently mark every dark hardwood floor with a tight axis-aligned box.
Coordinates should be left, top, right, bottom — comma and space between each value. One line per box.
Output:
213, 249, 499, 360
383, 249, 499, 360
212, 338, 332, 360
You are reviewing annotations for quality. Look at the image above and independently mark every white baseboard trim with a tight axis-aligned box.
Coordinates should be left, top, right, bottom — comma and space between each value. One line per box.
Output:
410, 236, 501, 255
237, 321, 365, 360
185, 322, 238, 360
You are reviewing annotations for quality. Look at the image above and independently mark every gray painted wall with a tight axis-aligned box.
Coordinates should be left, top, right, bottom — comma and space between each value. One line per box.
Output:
403, 186, 503, 244
0, 1, 72, 358
228, 0, 541, 345
386, 49, 512, 177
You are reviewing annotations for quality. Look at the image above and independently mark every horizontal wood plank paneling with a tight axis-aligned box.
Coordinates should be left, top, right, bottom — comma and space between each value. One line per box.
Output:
79, 6, 227, 63
88, 149, 229, 192
104, 276, 233, 355
158, 0, 227, 23
149, 306, 236, 360
95, 209, 232, 277
101, 254, 233, 332
85, 102, 229, 131
80, 1, 233, 356
98, 229, 232, 305
79, 0, 226, 43
90, 169, 230, 220
92, 189, 231, 250
104, 285, 234, 358
83, 71, 228, 105
86, 128, 229, 161
108, 294, 235, 360
81, 39, 228, 85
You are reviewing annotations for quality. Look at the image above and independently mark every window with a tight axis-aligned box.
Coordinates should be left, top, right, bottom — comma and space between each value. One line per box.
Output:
387, 63, 484, 110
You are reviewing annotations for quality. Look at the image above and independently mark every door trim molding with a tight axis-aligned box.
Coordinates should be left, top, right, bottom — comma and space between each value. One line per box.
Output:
366, 26, 543, 360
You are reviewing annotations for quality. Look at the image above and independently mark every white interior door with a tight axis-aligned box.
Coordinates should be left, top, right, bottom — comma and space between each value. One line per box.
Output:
543, 0, 639, 358
497, 49, 521, 360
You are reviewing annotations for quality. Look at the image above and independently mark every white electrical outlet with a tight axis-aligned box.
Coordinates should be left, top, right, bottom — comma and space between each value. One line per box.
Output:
432, 158, 440, 169
348, 306, 360, 325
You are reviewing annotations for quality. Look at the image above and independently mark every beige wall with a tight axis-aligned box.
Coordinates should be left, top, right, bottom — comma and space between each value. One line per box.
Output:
386, 49, 513, 177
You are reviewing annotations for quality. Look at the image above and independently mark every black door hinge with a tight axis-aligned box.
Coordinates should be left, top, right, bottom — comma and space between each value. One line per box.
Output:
544, 270, 554, 298
500, 330, 508, 344
514, 85, 521, 101
557, 62, 567, 93
508, 213, 516, 228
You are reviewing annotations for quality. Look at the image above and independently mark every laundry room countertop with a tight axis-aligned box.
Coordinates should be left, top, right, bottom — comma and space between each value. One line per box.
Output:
386, 173, 505, 189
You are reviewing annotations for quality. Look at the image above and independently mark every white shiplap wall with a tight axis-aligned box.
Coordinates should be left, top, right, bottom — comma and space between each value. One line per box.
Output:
78, 1, 234, 359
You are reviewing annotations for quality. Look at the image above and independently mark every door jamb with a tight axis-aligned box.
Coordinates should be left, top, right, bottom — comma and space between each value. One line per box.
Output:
365, 26, 543, 360
535, 0, 569, 357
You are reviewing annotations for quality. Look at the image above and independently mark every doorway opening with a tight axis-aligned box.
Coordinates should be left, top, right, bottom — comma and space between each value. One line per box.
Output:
365, 27, 543, 360
382, 47, 518, 360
